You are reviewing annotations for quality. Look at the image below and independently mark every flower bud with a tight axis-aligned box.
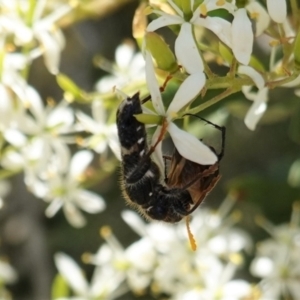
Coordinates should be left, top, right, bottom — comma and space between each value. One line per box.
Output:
145, 32, 178, 73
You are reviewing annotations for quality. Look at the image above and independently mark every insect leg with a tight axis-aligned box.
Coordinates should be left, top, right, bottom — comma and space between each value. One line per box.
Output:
146, 118, 168, 158
186, 174, 221, 214
181, 163, 219, 191
141, 75, 173, 104
163, 155, 172, 183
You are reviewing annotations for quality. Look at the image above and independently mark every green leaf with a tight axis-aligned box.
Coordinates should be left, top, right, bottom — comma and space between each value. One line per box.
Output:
207, 9, 233, 22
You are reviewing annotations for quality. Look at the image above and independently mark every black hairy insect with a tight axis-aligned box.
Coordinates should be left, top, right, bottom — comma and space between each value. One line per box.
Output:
116, 92, 225, 223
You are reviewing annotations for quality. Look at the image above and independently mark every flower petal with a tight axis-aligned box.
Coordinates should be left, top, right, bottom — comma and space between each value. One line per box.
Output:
193, 16, 232, 47
238, 66, 265, 90
168, 122, 217, 165
76, 110, 97, 133
115, 43, 134, 70
250, 256, 273, 277
45, 198, 63, 217
64, 202, 86, 228
223, 280, 251, 297
121, 210, 148, 236
231, 8, 253, 65
145, 51, 165, 115
246, 2, 270, 36
266, 0, 287, 23
69, 150, 93, 179
47, 105, 74, 129
0, 260, 17, 283
244, 87, 268, 130
4, 129, 27, 147
167, 72, 205, 115
92, 100, 106, 125
26, 86, 45, 125
35, 29, 62, 75
73, 190, 106, 213
54, 252, 89, 295
147, 15, 184, 32
283, 74, 300, 88
175, 22, 204, 74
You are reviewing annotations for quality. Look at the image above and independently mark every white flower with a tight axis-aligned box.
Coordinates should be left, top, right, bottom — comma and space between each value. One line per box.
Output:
119, 197, 251, 299
266, 0, 287, 24
125, 238, 157, 292
76, 100, 121, 160
90, 227, 156, 293
36, 150, 106, 227
54, 252, 126, 300
238, 65, 267, 131
231, 9, 253, 65
174, 278, 252, 300
250, 205, 300, 300
243, 86, 268, 130
238, 66, 265, 90
147, 0, 253, 65
0, 53, 37, 134
145, 50, 217, 166
0, 0, 74, 74
147, 0, 235, 48
246, 1, 270, 36
1, 87, 75, 188
95, 42, 145, 93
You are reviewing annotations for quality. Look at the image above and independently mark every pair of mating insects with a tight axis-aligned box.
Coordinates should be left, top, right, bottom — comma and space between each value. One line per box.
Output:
116, 92, 225, 225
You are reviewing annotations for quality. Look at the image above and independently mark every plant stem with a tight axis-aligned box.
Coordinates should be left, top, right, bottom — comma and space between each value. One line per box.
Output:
179, 87, 239, 117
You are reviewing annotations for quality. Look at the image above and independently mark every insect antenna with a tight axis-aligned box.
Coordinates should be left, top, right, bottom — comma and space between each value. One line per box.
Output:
183, 114, 226, 160
141, 75, 173, 104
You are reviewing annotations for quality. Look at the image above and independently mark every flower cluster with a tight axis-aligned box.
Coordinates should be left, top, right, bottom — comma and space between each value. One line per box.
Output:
0, 0, 121, 226
54, 200, 300, 300
54, 197, 255, 300
142, 0, 297, 133
250, 202, 300, 300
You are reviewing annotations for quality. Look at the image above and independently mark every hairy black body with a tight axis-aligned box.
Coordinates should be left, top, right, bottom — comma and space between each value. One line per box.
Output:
116, 93, 225, 223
